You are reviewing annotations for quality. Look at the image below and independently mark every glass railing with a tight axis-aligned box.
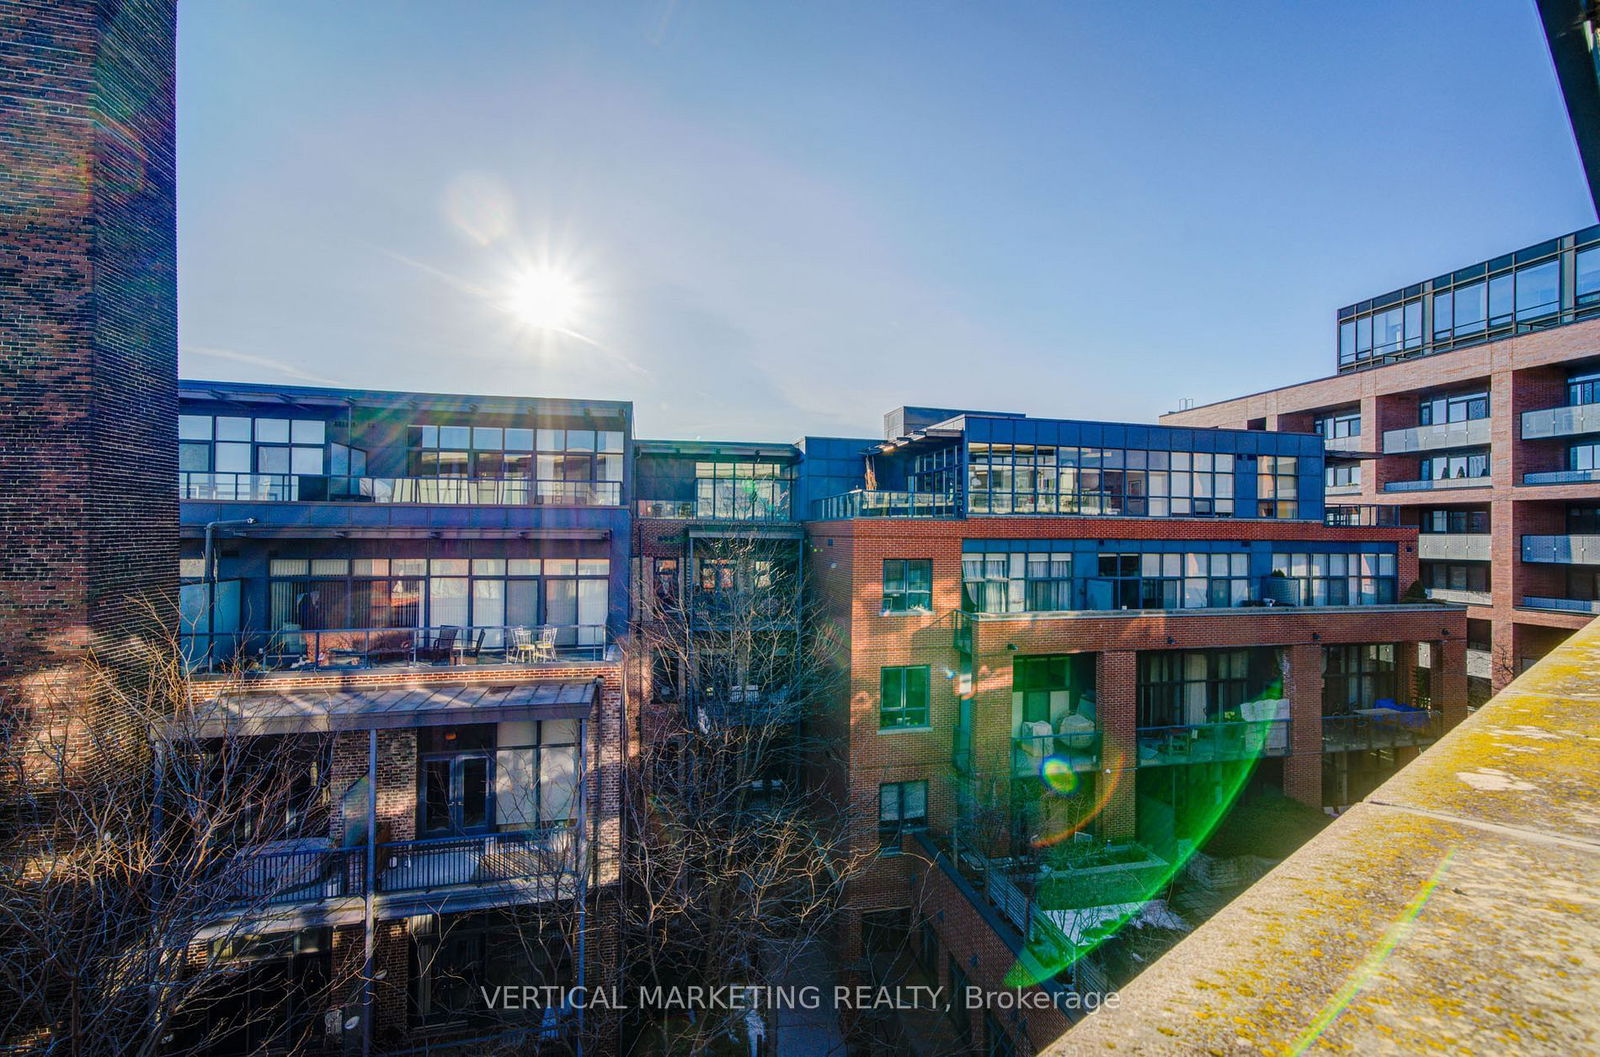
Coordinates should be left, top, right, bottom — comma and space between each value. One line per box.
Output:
1321, 708, 1443, 752
636, 493, 794, 521
1135, 719, 1291, 766
1384, 476, 1492, 492
1324, 505, 1402, 527
810, 489, 961, 520
1520, 596, 1600, 614
1521, 468, 1600, 485
181, 623, 608, 674
181, 472, 622, 506
1013, 730, 1101, 776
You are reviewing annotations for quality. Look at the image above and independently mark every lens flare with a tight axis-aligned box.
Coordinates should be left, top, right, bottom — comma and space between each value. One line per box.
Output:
503, 267, 584, 332
1039, 756, 1081, 797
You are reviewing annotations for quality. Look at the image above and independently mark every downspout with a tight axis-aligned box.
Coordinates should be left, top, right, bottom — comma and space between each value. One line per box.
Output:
202, 518, 257, 585
575, 705, 590, 1057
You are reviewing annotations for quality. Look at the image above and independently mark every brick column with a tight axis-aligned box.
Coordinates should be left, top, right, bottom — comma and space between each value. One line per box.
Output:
1284, 644, 1324, 809
1096, 651, 1138, 841
329, 729, 418, 846
1434, 637, 1469, 728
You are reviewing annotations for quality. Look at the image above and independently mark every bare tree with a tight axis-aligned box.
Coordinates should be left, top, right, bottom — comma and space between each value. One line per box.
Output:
622, 533, 870, 1057
0, 625, 356, 1056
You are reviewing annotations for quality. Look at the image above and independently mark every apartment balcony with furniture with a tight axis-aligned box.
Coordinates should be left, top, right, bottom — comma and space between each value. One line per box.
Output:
1521, 402, 1600, 440
1013, 726, 1101, 778
181, 623, 608, 675
1135, 718, 1291, 767
1321, 705, 1443, 753
1381, 418, 1491, 454
1418, 534, 1493, 562
1522, 535, 1600, 565
181, 472, 623, 507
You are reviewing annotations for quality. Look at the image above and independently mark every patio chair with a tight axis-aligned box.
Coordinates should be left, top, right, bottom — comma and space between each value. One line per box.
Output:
421, 625, 460, 664
509, 626, 539, 663
531, 625, 558, 662
460, 628, 486, 662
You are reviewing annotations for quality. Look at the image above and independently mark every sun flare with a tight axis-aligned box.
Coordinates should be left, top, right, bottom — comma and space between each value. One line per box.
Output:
503, 267, 584, 332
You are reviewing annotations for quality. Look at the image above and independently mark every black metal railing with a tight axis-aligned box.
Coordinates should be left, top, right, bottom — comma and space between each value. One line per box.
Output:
222, 842, 363, 908
375, 828, 576, 893
180, 623, 607, 674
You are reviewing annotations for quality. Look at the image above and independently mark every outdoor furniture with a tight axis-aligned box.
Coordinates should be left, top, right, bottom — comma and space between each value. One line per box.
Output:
510, 625, 557, 663
421, 625, 460, 664
510, 626, 538, 663
457, 628, 486, 663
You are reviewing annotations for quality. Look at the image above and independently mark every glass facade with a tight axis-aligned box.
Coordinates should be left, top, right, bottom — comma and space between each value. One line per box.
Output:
1322, 644, 1399, 715
1269, 551, 1398, 605
1417, 390, 1489, 426
409, 424, 623, 503
180, 413, 348, 477
1136, 648, 1282, 728
967, 445, 1238, 517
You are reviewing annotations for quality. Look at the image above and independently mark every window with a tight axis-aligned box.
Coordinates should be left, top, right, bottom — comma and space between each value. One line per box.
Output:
1315, 412, 1361, 439
882, 559, 933, 613
1419, 450, 1489, 481
1568, 371, 1600, 408
966, 444, 1235, 518
1568, 504, 1600, 534
494, 718, 580, 830
1132, 551, 1249, 609
1418, 390, 1489, 425
1270, 551, 1397, 605
1256, 456, 1299, 519
1325, 462, 1361, 489
177, 413, 339, 481
878, 781, 927, 850
1421, 562, 1489, 593
1421, 509, 1489, 534
962, 545, 1248, 613
1570, 442, 1600, 472
652, 557, 679, 607
880, 666, 931, 729
1323, 644, 1398, 715
1137, 648, 1281, 729
1515, 258, 1560, 323
1013, 655, 1095, 725
692, 459, 794, 520
409, 423, 624, 503
1578, 246, 1600, 307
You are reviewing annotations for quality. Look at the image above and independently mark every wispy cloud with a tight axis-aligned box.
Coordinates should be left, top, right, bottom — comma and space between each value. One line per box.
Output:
181, 345, 341, 386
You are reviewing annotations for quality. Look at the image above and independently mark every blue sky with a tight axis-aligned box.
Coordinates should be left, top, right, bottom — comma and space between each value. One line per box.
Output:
177, 1, 1594, 441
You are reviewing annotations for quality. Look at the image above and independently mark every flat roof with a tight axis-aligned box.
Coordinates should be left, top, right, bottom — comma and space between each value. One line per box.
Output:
187, 679, 597, 737
178, 379, 631, 420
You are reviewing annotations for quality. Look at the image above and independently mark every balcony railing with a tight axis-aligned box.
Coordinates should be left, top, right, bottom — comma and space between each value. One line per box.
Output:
1135, 719, 1291, 767
636, 495, 793, 521
1013, 730, 1101, 777
1522, 534, 1600, 565
1425, 587, 1492, 606
220, 828, 575, 910
1520, 596, 1600, 614
1381, 418, 1491, 454
181, 472, 622, 507
376, 827, 576, 894
1321, 708, 1443, 753
1384, 475, 1492, 493
1521, 401, 1600, 440
1521, 468, 1600, 486
181, 623, 608, 674
1417, 533, 1492, 562
1324, 505, 1402, 528
809, 489, 960, 520
1322, 434, 1368, 454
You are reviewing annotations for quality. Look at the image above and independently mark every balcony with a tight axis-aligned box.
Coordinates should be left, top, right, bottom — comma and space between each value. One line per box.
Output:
1325, 482, 1362, 497
1521, 468, 1600, 485
1383, 475, 1491, 493
1520, 596, 1600, 615
1381, 418, 1491, 454
1418, 534, 1492, 561
1324, 505, 1402, 527
1522, 535, 1600, 565
636, 494, 793, 522
1321, 707, 1443, 753
1135, 719, 1291, 767
181, 623, 608, 675
223, 827, 577, 913
1466, 648, 1492, 680
809, 489, 960, 520
1013, 729, 1101, 778
1521, 402, 1600, 440
1322, 434, 1369, 455
181, 472, 622, 507
1425, 587, 1492, 606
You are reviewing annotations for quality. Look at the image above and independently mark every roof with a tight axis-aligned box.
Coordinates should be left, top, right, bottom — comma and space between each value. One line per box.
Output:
189, 679, 598, 737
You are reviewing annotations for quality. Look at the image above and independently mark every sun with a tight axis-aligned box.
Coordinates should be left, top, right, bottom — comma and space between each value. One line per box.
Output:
504, 267, 584, 332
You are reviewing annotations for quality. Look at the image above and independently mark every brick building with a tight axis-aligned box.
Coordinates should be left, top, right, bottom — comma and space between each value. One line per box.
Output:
1163, 227, 1600, 707
797, 407, 1466, 1056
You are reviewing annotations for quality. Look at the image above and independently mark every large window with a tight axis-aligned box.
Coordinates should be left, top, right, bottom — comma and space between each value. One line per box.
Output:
878, 781, 927, 850
1270, 551, 1397, 605
179, 414, 340, 477
966, 445, 1236, 518
1421, 508, 1489, 534
1568, 504, 1600, 534
1418, 390, 1489, 426
1569, 371, 1600, 408
1314, 411, 1361, 439
882, 560, 933, 613
267, 555, 609, 646
1325, 462, 1361, 489
1570, 442, 1600, 473
1419, 450, 1489, 481
1256, 456, 1299, 519
694, 459, 793, 519
1323, 644, 1398, 715
1137, 648, 1280, 729
1421, 562, 1489, 593
409, 424, 623, 503
1013, 655, 1094, 725
879, 666, 931, 729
